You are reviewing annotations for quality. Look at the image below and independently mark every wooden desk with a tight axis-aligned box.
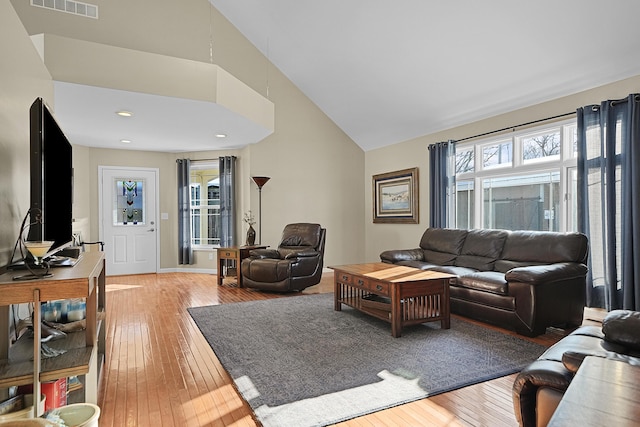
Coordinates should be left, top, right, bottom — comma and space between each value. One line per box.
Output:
0, 251, 106, 415
548, 356, 640, 426
217, 246, 267, 287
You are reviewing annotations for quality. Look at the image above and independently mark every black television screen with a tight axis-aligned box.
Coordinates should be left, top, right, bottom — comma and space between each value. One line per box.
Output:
27, 97, 73, 258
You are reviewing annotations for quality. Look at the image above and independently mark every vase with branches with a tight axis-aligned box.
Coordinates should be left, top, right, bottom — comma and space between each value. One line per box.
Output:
244, 211, 256, 246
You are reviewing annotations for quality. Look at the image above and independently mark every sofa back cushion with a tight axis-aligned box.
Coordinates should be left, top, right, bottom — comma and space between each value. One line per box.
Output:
419, 228, 468, 265
455, 229, 509, 271
495, 230, 589, 273
279, 223, 323, 249
602, 310, 640, 351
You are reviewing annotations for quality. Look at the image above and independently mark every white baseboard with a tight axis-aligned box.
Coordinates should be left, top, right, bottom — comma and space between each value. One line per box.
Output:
160, 267, 216, 275
158, 266, 333, 275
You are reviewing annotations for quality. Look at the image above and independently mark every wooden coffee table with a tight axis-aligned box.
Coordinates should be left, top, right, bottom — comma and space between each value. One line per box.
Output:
330, 263, 456, 337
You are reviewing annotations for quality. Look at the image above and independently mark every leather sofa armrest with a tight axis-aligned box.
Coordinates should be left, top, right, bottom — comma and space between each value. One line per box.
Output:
380, 248, 424, 264
512, 360, 574, 427
249, 249, 281, 259
505, 262, 587, 286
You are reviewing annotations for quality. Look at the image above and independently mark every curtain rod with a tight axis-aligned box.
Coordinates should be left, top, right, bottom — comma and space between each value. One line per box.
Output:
176, 158, 218, 162
456, 111, 576, 143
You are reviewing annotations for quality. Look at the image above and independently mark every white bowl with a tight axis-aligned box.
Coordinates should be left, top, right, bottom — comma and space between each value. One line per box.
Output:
56, 403, 101, 427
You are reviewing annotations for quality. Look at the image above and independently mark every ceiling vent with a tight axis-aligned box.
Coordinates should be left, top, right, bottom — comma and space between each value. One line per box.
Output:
31, 0, 98, 19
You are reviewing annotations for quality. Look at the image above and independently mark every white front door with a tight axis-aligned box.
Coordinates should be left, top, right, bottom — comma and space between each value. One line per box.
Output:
99, 166, 159, 275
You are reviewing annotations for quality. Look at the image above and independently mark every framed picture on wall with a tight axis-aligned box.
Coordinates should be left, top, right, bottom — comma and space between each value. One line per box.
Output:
372, 167, 419, 224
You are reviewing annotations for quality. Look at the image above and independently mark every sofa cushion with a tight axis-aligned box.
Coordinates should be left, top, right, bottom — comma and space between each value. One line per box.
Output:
495, 259, 544, 273
396, 260, 441, 270
419, 228, 468, 265
602, 310, 640, 351
431, 265, 478, 277
450, 286, 516, 310
455, 229, 509, 271
455, 271, 508, 295
495, 230, 588, 273
538, 327, 621, 363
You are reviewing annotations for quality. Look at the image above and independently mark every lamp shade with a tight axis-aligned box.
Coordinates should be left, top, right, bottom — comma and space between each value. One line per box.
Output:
252, 176, 271, 189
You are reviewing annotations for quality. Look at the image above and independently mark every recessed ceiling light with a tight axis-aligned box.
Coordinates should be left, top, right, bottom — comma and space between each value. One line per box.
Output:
116, 111, 133, 117
120, 139, 132, 144
215, 133, 227, 138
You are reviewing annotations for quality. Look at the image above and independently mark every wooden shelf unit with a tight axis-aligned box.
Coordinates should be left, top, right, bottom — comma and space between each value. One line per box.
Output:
0, 251, 106, 415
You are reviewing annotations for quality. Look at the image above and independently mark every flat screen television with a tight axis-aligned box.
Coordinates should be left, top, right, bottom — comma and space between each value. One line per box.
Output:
27, 97, 74, 259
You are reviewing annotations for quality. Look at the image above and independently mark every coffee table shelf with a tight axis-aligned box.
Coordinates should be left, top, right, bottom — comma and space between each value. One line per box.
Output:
330, 263, 456, 337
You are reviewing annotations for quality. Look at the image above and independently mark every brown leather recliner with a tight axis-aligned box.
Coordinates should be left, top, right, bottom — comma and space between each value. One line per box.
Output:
241, 223, 326, 292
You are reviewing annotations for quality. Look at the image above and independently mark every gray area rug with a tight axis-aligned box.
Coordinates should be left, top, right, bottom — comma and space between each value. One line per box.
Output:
188, 293, 545, 427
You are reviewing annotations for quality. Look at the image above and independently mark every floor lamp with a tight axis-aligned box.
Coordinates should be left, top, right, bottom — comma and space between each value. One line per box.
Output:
252, 176, 270, 244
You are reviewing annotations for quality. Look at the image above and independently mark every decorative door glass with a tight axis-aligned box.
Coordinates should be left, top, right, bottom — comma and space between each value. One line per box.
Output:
114, 179, 145, 225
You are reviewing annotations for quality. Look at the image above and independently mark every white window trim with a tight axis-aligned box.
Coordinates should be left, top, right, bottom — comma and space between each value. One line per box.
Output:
454, 119, 577, 232
190, 159, 220, 250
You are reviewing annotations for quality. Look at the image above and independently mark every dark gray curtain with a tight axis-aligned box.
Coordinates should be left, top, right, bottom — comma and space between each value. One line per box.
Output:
219, 156, 237, 248
577, 94, 640, 311
177, 158, 193, 265
428, 140, 455, 228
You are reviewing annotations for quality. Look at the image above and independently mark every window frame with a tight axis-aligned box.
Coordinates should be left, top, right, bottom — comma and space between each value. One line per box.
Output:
189, 160, 221, 249
454, 119, 577, 232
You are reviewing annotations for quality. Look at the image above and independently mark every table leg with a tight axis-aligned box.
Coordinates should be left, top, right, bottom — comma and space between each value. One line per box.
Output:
217, 253, 223, 286
333, 275, 342, 311
391, 285, 401, 337
441, 279, 451, 329
237, 256, 243, 288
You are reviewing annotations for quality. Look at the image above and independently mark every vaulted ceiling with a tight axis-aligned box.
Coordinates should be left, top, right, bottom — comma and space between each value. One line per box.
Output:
210, 0, 640, 151
15, 1, 640, 153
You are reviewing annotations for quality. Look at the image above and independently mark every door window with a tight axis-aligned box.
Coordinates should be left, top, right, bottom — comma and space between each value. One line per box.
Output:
114, 179, 145, 225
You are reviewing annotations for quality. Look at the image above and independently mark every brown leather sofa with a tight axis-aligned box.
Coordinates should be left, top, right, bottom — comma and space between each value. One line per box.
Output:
512, 310, 640, 427
241, 223, 326, 292
380, 228, 588, 336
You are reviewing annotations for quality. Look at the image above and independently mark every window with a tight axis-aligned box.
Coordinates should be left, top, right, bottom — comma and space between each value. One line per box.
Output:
190, 161, 220, 247
482, 172, 560, 231
482, 140, 512, 169
521, 130, 560, 164
454, 119, 577, 232
456, 148, 475, 174
456, 180, 474, 229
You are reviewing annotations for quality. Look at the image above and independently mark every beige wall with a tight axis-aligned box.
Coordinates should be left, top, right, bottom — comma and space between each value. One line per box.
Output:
0, 4, 52, 395
0, 3, 53, 267
364, 74, 640, 262
11, 0, 366, 271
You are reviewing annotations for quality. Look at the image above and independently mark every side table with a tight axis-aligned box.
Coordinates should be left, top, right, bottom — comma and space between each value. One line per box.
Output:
217, 245, 267, 287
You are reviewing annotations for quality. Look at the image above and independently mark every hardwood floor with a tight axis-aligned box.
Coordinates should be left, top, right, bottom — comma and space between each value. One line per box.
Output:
97, 272, 566, 426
